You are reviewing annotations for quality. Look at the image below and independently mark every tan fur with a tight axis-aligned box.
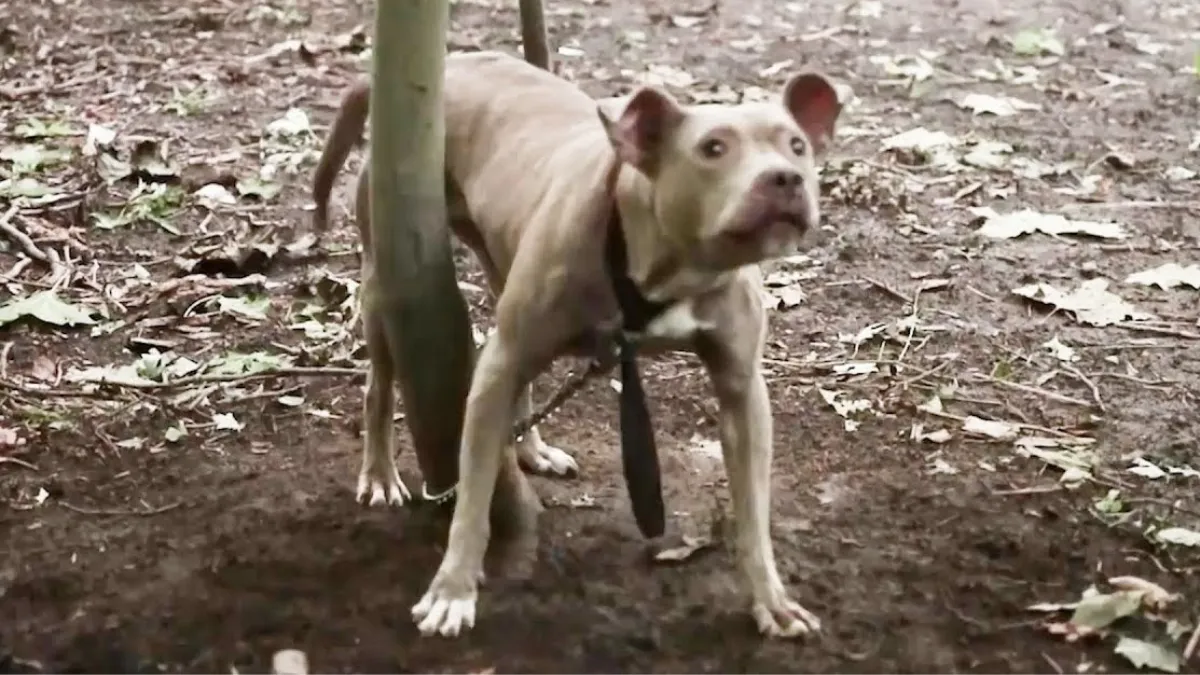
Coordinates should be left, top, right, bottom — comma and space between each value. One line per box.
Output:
311, 50, 842, 639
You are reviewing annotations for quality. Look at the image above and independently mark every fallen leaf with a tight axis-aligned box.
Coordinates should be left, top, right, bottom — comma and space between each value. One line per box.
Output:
266, 108, 313, 137
1125, 263, 1200, 291
1128, 457, 1166, 480
1070, 589, 1144, 630
0, 291, 96, 328
1042, 336, 1079, 362
653, 535, 714, 563
1154, 527, 1200, 547
1012, 279, 1154, 327
882, 127, 956, 153
958, 92, 1041, 116
972, 207, 1126, 240
194, 183, 238, 207
962, 415, 1019, 441
1012, 27, 1065, 56
212, 412, 244, 432
1113, 637, 1181, 673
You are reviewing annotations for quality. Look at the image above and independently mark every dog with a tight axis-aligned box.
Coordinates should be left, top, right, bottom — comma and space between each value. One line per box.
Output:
311, 50, 842, 639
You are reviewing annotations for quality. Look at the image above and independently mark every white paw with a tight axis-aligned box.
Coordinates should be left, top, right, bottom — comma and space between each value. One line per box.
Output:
752, 593, 821, 638
517, 439, 578, 477
411, 570, 482, 637
356, 465, 411, 507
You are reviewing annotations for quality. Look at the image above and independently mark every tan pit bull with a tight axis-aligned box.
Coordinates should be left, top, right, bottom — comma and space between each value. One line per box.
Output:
311, 50, 841, 639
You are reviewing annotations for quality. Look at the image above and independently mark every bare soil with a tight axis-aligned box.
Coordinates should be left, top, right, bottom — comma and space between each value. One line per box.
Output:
2, 0, 1199, 672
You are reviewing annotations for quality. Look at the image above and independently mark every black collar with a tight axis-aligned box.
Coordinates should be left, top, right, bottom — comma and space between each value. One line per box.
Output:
603, 160, 670, 539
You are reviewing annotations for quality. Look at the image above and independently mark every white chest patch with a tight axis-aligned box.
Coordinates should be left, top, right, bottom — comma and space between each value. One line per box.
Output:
641, 299, 715, 341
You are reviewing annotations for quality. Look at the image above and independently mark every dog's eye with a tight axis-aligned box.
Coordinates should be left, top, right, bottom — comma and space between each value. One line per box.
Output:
789, 136, 807, 156
699, 138, 727, 159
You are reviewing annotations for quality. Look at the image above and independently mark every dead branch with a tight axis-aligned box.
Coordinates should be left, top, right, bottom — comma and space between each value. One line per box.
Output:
0, 365, 364, 398
60, 499, 183, 516
0, 204, 51, 264
975, 375, 1093, 409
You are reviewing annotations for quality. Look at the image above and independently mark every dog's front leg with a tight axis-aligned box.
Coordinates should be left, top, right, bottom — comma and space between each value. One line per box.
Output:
411, 332, 523, 637
700, 313, 821, 638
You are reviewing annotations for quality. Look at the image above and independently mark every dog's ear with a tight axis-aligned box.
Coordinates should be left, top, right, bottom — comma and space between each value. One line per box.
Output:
597, 87, 684, 173
781, 73, 841, 157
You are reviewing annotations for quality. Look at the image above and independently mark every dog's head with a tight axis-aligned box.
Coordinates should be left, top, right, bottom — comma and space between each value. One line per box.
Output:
599, 73, 841, 272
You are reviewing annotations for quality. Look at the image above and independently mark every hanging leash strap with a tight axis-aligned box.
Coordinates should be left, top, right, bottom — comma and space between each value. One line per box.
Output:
603, 160, 671, 539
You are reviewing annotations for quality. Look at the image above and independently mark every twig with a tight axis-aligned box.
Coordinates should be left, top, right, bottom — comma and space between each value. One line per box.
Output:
1041, 652, 1064, 675
59, 500, 183, 516
1184, 621, 1199, 663
861, 276, 909, 304
920, 407, 1078, 439
0, 341, 12, 379
0, 204, 50, 264
894, 358, 955, 390
0, 366, 364, 397
1121, 497, 1200, 520
1118, 322, 1200, 340
0, 456, 39, 471
1064, 199, 1200, 211
1061, 364, 1106, 413
992, 484, 1063, 496
1094, 372, 1180, 387
977, 375, 1092, 408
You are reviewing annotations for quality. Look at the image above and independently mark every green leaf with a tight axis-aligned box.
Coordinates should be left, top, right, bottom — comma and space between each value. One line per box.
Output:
1113, 637, 1181, 673
0, 291, 96, 328
0, 177, 54, 199
236, 176, 282, 201
1012, 28, 1064, 57
0, 143, 70, 174
217, 295, 271, 321
14, 118, 78, 139
1068, 589, 1143, 630
206, 350, 291, 376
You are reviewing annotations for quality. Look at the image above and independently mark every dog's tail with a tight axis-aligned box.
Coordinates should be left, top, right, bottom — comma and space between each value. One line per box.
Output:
311, 79, 371, 234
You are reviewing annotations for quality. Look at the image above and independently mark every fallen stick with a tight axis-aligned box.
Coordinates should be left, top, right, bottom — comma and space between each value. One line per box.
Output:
0, 365, 365, 398
60, 500, 183, 516
0, 204, 50, 264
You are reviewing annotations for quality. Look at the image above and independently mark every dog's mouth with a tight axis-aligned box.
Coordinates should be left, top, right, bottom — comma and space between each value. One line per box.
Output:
723, 204, 808, 243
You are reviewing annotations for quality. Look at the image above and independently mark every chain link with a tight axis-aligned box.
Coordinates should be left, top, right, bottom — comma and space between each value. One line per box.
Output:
421, 355, 615, 504
510, 357, 611, 441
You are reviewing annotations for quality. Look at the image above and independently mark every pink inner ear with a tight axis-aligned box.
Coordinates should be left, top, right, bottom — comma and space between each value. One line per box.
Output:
614, 88, 682, 170
784, 74, 841, 155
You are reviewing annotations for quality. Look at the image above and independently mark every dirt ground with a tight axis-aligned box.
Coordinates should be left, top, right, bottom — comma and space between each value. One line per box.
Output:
2, 0, 1199, 672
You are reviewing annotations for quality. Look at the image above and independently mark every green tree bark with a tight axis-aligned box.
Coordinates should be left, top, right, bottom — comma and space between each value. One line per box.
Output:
370, 0, 540, 538
369, 0, 471, 497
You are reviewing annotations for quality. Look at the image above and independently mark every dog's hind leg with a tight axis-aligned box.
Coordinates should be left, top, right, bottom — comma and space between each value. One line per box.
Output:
354, 170, 411, 507
513, 386, 578, 477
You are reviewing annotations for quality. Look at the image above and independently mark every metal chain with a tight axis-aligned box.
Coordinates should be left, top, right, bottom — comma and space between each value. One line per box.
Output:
510, 357, 611, 442
421, 356, 614, 505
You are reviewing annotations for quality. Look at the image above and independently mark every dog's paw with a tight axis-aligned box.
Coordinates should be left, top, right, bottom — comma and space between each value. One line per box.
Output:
412, 568, 483, 637
356, 465, 411, 507
752, 593, 821, 638
517, 439, 578, 477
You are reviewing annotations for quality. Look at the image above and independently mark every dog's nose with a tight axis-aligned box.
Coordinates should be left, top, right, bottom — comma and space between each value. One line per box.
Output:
764, 168, 803, 192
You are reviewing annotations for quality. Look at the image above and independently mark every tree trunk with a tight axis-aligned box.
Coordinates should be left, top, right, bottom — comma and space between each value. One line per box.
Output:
369, 0, 471, 497
370, 0, 540, 538
519, 0, 551, 71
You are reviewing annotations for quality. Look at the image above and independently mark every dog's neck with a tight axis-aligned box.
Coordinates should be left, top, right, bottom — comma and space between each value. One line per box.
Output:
606, 162, 735, 308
